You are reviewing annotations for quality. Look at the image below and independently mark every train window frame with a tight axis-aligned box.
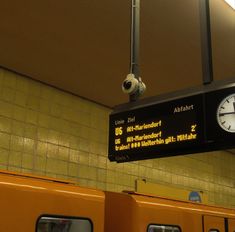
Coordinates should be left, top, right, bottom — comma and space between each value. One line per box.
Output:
36, 214, 93, 232
147, 223, 181, 232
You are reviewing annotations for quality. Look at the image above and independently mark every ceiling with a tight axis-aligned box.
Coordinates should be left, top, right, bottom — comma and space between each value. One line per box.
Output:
0, 0, 234, 107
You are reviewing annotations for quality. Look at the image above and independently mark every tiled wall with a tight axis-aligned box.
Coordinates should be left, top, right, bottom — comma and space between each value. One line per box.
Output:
0, 68, 235, 207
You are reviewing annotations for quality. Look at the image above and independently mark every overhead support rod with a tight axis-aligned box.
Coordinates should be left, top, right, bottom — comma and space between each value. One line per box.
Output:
130, 0, 140, 78
199, 0, 214, 84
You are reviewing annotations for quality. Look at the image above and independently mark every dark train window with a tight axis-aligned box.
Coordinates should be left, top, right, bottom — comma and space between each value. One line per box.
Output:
148, 224, 181, 232
37, 216, 92, 232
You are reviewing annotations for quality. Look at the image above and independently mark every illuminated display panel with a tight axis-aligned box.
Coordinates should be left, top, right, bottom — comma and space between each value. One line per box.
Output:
109, 94, 205, 162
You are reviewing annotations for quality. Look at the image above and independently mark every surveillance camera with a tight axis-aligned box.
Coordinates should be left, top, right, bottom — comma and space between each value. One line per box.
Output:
122, 74, 139, 94
122, 74, 146, 100
138, 77, 146, 95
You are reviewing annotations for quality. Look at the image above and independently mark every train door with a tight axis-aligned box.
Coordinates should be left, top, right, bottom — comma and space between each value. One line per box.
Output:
203, 215, 225, 232
228, 219, 235, 232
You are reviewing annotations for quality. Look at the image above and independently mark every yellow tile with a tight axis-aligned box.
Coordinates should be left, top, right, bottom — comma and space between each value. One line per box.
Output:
2, 87, 15, 102
58, 146, 69, 161
88, 167, 97, 180
87, 180, 97, 188
55, 160, 68, 175
0, 132, 10, 149
69, 149, 80, 163
12, 120, 24, 136
0, 148, 9, 164
69, 135, 80, 150
16, 76, 29, 93
79, 125, 89, 139
47, 144, 58, 158
36, 141, 48, 157
68, 163, 78, 177
78, 179, 88, 187
98, 155, 107, 168
9, 151, 22, 166
46, 158, 68, 175
106, 170, 116, 183
3, 72, 16, 88
13, 105, 26, 121
10, 135, 24, 151
79, 151, 89, 165
26, 109, 38, 125
38, 127, 49, 142
27, 96, 40, 111
58, 132, 70, 147
41, 86, 53, 100
96, 182, 106, 190
0, 100, 13, 118
14, 91, 27, 107
89, 153, 98, 167
0, 116, 12, 133
47, 130, 59, 145
79, 138, 90, 152
35, 156, 46, 171
38, 113, 51, 127
24, 124, 37, 139
50, 103, 61, 117
23, 138, 35, 154
8, 166, 22, 172
39, 99, 51, 113
97, 168, 106, 182
22, 154, 33, 169
28, 81, 41, 97
78, 164, 89, 179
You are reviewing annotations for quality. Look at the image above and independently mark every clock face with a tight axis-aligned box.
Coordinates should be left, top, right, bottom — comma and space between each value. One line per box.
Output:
217, 93, 235, 133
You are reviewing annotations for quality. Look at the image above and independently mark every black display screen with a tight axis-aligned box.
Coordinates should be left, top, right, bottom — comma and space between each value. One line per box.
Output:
109, 94, 205, 162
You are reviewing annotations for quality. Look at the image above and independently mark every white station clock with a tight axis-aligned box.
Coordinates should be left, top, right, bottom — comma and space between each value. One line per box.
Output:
217, 93, 235, 133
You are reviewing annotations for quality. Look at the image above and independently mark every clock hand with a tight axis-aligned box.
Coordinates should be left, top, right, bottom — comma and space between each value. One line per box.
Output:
233, 102, 235, 111
219, 112, 235, 116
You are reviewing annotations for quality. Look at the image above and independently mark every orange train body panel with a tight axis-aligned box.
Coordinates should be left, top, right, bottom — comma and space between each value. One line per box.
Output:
0, 171, 104, 232
104, 191, 235, 232
0, 170, 235, 231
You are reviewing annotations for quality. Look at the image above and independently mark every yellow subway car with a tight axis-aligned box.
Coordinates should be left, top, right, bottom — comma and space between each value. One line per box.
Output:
0, 170, 235, 231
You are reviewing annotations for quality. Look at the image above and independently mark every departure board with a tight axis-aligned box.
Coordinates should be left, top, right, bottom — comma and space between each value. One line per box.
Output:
108, 81, 235, 163
109, 94, 205, 162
